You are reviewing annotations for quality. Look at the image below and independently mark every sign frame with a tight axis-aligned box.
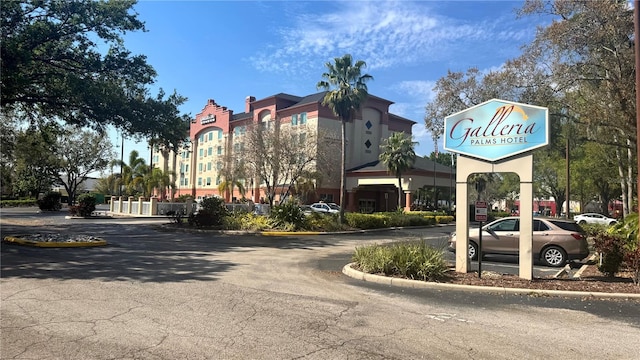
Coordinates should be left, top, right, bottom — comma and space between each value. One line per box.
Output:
444, 99, 549, 162
474, 201, 488, 222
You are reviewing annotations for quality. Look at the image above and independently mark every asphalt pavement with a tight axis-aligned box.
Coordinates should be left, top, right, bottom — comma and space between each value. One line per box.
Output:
2, 207, 639, 359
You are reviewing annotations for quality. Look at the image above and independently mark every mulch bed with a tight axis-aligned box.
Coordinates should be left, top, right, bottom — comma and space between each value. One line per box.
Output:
439, 265, 640, 294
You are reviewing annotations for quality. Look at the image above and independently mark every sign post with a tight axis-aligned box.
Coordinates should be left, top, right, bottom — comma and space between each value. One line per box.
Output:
445, 99, 548, 280
475, 201, 487, 278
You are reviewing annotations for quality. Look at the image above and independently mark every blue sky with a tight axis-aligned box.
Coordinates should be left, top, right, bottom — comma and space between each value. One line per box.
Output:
115, 0, 542, 164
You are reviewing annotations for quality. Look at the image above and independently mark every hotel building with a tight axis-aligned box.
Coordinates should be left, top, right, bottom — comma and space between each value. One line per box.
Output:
153, 91, 455, 213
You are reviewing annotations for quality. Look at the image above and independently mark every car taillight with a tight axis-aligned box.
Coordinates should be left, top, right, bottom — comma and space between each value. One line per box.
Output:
571, 233, 584, 240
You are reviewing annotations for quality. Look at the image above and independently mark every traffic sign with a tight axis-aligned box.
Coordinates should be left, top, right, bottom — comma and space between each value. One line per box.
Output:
475, 201, 487, 222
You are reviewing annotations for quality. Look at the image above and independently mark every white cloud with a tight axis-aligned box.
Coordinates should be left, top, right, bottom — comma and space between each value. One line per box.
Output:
394, 80, 437, 102
249, 0, 530, 74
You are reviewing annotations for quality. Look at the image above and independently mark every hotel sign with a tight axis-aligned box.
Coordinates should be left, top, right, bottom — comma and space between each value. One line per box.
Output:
444, 99, 548, 162
201, 114, 216, 125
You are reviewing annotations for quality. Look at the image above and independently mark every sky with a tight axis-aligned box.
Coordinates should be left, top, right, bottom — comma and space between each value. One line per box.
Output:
113, 0, 544, 166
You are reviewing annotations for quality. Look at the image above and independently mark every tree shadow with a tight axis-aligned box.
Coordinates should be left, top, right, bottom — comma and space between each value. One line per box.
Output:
0, 221, 356, 283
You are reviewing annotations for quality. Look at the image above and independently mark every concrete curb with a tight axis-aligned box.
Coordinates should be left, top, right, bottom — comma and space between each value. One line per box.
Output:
3, 236, 107, 248
342, 263, 640, 300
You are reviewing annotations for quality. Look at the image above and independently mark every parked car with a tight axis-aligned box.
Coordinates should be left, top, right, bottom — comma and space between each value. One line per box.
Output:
448, 217, 589, 267
573, 213, 617, 226
310, 202, 339, 214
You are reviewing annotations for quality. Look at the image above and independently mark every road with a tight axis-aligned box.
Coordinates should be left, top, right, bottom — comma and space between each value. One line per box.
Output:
1, 208, 639, 359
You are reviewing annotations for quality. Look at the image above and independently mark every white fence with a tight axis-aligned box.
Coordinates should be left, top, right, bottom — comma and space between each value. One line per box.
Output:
109, 196, 195, 217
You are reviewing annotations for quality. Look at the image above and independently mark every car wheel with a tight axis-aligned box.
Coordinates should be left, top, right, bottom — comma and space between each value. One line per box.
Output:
468, 241, 478, 261
578, 220, 586, 225
608, 221, 616, 226
541, 246, 567, 267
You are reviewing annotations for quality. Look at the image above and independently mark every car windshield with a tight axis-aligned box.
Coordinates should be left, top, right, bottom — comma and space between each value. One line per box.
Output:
328, 204, 340, 210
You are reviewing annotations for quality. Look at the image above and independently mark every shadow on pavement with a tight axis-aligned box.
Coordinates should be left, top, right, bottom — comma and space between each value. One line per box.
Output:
0, 220, 352, 283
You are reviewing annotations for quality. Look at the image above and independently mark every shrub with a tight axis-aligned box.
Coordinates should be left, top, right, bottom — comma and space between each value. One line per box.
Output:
302, 212, 342, 232
189, 196, 228, 227
581, 223, 609, 238
0, 199, 38, 207
608, 213, 639, 284
166, 210, 185, 225
176, 195, 193, 203
345, 213, 388, 229
68, 193, 97, 217
593, 232, 625, 277
624, 248, 640, 285
224, 213, 272, 231
269, 200, 306, 230
435, 215, 454, 224
352, 240, 448, 281
37, 192, 62, 211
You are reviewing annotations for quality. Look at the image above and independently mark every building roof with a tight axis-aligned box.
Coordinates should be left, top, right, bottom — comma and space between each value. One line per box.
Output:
348, 157, 454, 174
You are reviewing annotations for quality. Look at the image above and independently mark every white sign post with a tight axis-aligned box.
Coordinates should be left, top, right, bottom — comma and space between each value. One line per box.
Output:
445, 99, 549, 280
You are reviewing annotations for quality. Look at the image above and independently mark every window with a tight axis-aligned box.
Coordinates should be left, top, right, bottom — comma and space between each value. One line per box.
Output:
300, 112, 307, 124
199, 134, 204, 143
299, 132, 306, 143
320, 194, 334, 202
185, 165, 189, 173
207, 162, 212, 171
208, 147, 212, 156
218, 130, 223, 139
208, 132, 213, 141
198, 163, 203, 172
533, 220, 550, 231
197, 177, 202, 186
292, 114, 298, 125
234, 126, 246, 136
199, 148, 204, 157
216, 162, 222, 170
216, 175, 221, 185
489, 219, 518, 232
206, 177, 211, 186
217, 146, 222, 155
184, 179, 188, 186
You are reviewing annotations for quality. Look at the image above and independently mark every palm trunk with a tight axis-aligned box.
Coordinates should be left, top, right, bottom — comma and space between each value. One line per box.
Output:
397, 173, 403, 210
339, 118, 347, 224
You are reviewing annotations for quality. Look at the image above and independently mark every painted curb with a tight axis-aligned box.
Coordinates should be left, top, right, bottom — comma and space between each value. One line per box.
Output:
342, 263, 640, 300
3, 236, 107, 248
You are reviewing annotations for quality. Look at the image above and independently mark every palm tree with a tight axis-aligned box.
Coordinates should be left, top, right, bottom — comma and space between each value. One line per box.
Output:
95, 174, 120, 195
218, 178, 246, 202
317, 54, 373, 223
111, 150, 147, 197
295, 170, 323, 204
379, 132, 417, 210
143, 167, 175, 200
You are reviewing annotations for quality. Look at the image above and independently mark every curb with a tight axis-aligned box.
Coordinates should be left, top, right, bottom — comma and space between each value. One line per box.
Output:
342, 263, 640, 300
3, 236, 108, 248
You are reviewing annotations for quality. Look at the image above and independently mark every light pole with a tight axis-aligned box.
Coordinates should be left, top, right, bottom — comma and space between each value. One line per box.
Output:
119, 133, 124, 197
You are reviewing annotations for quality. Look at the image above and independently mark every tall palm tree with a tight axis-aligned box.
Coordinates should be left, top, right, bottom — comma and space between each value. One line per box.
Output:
379, 132, 417, 210
111, 150, 147, 197
317, 54, 373, 223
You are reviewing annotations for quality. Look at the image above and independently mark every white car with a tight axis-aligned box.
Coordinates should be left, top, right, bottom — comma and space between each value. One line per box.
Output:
310, 203, 339, 214
573, 213, 617, 226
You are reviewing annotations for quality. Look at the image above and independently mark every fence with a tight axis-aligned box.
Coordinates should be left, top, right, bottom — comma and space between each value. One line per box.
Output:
109, 196, 195, 217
